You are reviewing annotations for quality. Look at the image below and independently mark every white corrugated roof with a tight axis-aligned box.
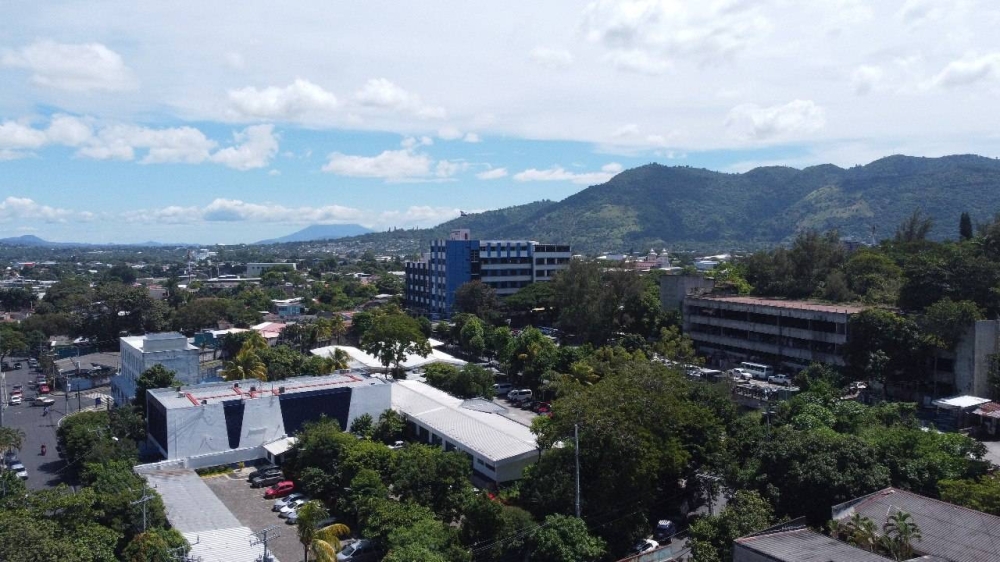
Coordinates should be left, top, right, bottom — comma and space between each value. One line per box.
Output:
311, 345, 466, 370
142, 468, 273, 562
932, 395, 991, 409
263, 436, 297, 457
391, 380, 537, 463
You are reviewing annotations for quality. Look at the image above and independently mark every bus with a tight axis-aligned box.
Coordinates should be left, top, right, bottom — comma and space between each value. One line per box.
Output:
739, 362, 774, 381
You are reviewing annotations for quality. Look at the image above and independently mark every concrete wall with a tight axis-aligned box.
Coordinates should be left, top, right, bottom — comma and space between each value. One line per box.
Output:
163, 397, 286, 460
953, 319, 1000, 397
346, 382, 392, 429
660, 275, 715, 311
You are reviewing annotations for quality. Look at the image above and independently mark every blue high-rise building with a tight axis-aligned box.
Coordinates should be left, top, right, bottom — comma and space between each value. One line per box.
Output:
405, 229, 571, 316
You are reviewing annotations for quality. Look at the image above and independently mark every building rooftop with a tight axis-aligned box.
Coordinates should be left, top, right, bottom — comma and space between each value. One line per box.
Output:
148, 371, 385, 410
54, 352, 119, 373
833, 487, 1000, 562
735, 525, 893, 561
932, 395, 991, 410
311, 345, 466, 371
141, 468, 265, 562
121, 332, 197, 352
688, 295, 867, 314
391, 380, 537, 463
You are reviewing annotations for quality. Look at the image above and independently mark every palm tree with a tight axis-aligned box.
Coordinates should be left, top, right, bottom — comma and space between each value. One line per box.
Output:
220, 348, 268, 381
328, 315, 346, 345
844, 513, 879, 553
0, 427, 25, 453
882, 510, 922, 560
296, 501, 350, 562
330, 348, 350, 371
243, 330, 268, 353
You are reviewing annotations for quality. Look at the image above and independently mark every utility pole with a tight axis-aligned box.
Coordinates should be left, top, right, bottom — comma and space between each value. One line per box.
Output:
574, 423, 581, 519
131, 484, 156, 533
250, 525, 279, 562
697, 472, 724, 516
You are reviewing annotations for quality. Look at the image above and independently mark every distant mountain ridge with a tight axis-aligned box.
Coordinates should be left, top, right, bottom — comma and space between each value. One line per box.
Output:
336, 154, 1000, 253
255, 223, 372, 244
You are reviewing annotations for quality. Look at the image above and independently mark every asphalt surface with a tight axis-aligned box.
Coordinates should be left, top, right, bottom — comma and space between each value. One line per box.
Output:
1, 357, 109, 490
204, 470, 304, 562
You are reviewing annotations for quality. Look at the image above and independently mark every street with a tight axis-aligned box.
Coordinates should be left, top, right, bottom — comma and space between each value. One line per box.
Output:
2, 357, 109, 490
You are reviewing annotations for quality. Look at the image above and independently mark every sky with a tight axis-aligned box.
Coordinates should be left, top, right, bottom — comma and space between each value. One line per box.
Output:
2, 1, 1000, 244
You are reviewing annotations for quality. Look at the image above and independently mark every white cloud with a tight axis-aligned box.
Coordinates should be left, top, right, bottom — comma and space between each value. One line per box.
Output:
476, 167, 508, 180
0, 197, 75, 222
514, 162, 623, 185
355, 78, 446, 119
400, 136, 433, 149
81, 124, 217, 164
852, 65, 883, 95
378, 205, 461, 226
529, 47, 574, 68
437, 126, 463, 140
0, 41, 136, 92
929, 53, 1000, 88
463, 133, 481, 143
124, 198, 363, 225
322, 148, 433, 179
726, 99, 826, 140
581, 0, 771, 72
45, 114, 93, 146
0, 121, 48, 149
227, 79, 339, 120
268, 169, 281, 176
613, 123, 640, 138
897, 0, 948, 26
210, 124, 279, 170
0, 149, 30, 161
434, 160, 467, 178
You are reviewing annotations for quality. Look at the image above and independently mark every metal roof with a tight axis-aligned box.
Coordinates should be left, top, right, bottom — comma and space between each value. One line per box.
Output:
833, 488, 1000, 562
312, 344, 466, 371
141, 468, 270, 562
391, 380, 537, 463
735, 527, 893, 561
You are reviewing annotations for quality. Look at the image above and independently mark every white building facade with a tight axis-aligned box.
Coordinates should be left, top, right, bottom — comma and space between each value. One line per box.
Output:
245, 262, 297, 277
111, 332, 200, 406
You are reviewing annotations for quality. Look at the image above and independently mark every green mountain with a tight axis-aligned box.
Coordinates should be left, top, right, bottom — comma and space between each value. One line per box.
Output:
340, 154, 1000, 254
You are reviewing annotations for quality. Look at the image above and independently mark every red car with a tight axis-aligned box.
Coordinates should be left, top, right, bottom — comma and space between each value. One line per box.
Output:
38, 384, 50, 395
264, 481, 295, 499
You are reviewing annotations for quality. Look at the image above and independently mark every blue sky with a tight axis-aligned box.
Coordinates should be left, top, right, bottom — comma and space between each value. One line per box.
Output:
2, 1, 1000, 243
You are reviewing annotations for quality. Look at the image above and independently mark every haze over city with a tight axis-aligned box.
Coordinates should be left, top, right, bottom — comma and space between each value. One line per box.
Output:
3, 1, 1000, 243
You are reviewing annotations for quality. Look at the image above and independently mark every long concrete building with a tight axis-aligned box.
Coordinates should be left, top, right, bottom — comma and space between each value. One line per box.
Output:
683, 295, 863, 370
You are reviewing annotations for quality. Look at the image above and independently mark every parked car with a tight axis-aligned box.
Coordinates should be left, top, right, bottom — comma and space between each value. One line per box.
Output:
494, 383, 513, 397
37, 384, 50, 395
0, 362, 9, 371
729, 368, 752, 380
263, 481, 295, 499
285, 509, 301, 524
337, 539, 382, 562
388, 441, 405, 450
247, 464, 281, 482
251, 473, 285, 488
12, 362, 21, 370
4, 452, 18, 465
653, 519, 677, 543
279, 498, 308, 518
768, 374, 792, 386
11, 385, 22, 394
7, 462, 27, 480
519, 400, 536, 410
273, 492, 306, 512
9, 395, 21, 406
506, 389, 532, 403
629, 539, 659, 555
532, 402, 552, 414
33, 396, 55, 407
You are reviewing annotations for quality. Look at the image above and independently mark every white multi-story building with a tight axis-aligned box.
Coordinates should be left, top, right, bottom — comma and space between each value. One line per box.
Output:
111, 332, 200, 406
245, 262, 297, 277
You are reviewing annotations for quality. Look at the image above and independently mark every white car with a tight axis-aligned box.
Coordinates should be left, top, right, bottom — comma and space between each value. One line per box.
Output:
279, 498, 308, 518
273, 492, 306, 511
768, 374, 792, 386
8, 462, 27, 480
730, 368, 752, 380
9, 395, 21, 405
629, 539, 659, 555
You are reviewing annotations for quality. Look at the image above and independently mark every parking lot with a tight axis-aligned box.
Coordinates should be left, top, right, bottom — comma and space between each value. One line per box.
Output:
203, 469, 306, 562
491, 396, 540, 427
204, 469, 302, 562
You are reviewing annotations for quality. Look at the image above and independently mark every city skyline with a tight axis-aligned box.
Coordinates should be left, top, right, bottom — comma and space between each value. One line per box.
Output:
3, 1, 1000, 243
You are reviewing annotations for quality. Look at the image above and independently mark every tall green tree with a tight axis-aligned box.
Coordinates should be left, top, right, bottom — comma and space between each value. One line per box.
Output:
689, 491, 777, 562
528, 515, 606, 562
359, 312, 430, 377
960, 211, 974, 240
134, 364, 181, 415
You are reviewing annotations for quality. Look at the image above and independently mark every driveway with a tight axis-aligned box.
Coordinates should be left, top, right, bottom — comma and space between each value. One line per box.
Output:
982, 440, 1000, 468
203, 470, 305, 562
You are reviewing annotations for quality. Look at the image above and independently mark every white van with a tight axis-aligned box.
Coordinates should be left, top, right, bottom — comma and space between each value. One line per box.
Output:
507, 389, 532, 403
739, 362, 774, 380
494, 383, 513, 396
